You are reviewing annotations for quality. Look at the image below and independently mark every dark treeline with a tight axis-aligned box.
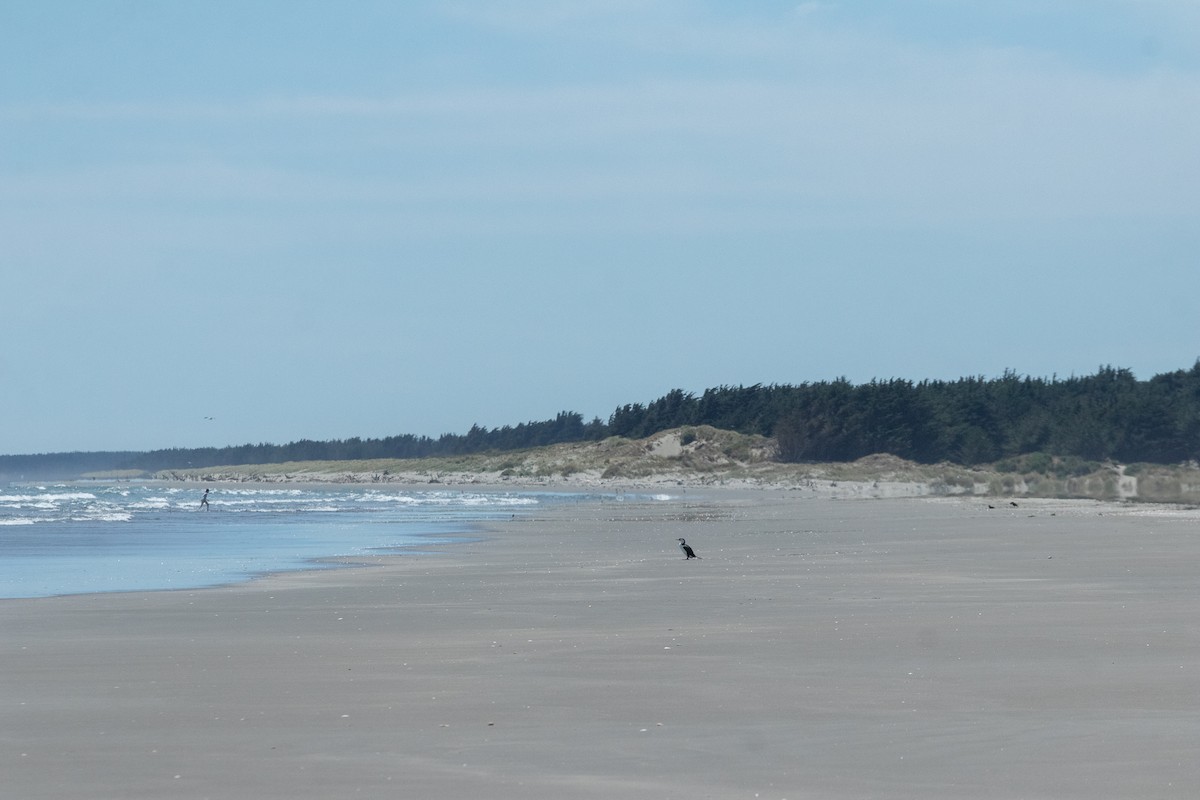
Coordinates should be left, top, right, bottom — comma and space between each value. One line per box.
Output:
0, 412, 608, 479
4, 363, 1199, 480
607, 364, 1200, 466
118, 411, 609, 473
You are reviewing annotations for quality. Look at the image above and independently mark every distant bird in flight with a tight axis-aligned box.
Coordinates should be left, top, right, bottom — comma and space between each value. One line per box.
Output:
678, 538, 700, 560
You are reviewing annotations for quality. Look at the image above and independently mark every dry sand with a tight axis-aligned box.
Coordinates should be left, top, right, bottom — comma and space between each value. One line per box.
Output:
4, 489, 1200, 799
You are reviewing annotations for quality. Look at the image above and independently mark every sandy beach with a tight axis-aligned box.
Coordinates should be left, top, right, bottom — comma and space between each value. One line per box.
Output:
4, 488, 1200, 799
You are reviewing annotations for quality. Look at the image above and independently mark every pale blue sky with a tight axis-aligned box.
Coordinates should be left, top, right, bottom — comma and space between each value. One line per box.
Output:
2, 1, 1197, 454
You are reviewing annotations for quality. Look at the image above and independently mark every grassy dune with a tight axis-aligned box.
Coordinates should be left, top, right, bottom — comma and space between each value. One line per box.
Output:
143, 426, 1200, 504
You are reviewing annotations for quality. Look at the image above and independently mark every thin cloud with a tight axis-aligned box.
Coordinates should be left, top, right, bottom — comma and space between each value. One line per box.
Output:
4, 63, 1196, 238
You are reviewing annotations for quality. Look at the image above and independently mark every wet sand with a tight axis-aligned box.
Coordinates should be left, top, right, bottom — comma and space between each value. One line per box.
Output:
3, 490, 1200, 798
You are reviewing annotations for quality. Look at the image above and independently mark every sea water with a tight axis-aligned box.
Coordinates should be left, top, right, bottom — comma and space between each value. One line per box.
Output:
0, 482, 613, 599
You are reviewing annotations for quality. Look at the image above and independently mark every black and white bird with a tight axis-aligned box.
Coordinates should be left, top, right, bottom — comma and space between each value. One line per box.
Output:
678, 538, 699, 559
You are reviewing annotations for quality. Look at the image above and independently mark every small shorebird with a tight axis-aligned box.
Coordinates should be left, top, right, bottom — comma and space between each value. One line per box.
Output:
678, 538, 700, 559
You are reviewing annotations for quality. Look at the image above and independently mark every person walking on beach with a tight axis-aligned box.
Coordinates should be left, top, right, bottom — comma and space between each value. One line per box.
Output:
200, 488, 210, 510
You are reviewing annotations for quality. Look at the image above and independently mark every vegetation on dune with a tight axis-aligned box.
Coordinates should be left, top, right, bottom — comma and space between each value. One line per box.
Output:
149, 426, 1200, 504
4, 362, 1200, 484
130, 361, 1200, 472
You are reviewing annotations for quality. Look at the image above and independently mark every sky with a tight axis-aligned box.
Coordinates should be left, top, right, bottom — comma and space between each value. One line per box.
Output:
2, 1, 1198, 455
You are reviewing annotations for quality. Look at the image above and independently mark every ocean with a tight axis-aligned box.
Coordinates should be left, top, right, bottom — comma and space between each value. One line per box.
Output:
0, 482, 626, 599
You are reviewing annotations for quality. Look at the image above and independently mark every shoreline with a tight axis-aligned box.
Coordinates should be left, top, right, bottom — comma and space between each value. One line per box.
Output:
4, 490, 1200, 798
